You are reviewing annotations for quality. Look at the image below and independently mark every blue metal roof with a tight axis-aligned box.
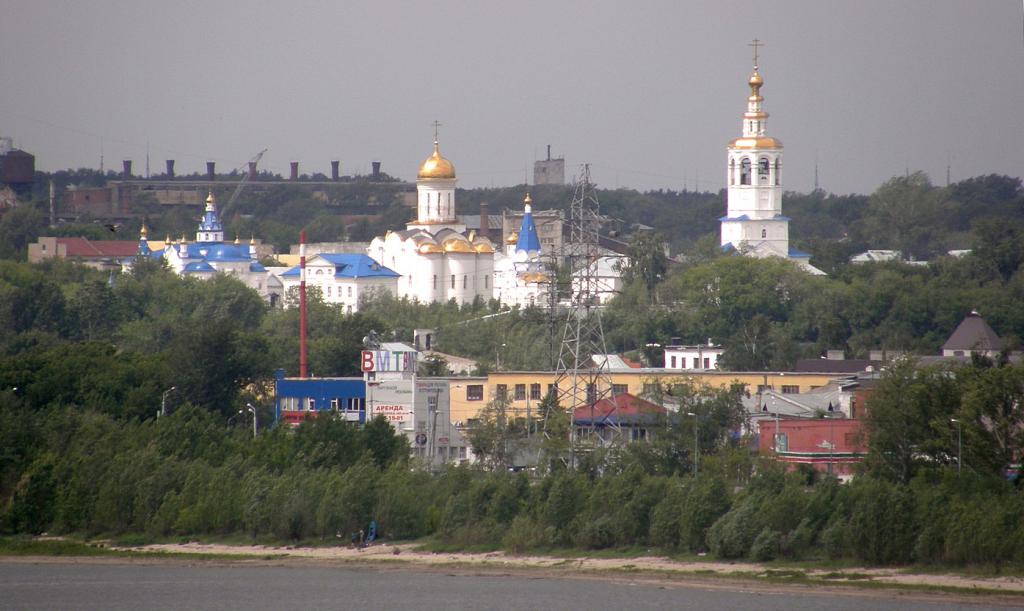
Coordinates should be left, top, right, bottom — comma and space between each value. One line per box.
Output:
181, 243, 252, 262
249, 261, 267, 272
184, 261, 215, 272
788, 247, 811, 258
198, 209, 223, 232
515, 209, 541, 254
281, 253, 399, 278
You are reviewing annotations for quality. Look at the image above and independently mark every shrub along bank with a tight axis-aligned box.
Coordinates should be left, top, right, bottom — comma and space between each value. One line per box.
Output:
3, 404, 1023, 567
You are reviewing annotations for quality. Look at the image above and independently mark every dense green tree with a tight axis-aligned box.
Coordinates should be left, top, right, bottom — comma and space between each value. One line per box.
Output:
862, 358, 962, 483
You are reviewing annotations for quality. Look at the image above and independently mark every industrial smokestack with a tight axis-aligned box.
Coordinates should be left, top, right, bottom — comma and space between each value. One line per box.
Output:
290, 162, 299, 181
371, 161, 381, 179
122, 160, 132, 179
331, 160, 340, 181
48, 180, 56, 228
166, 159, 175, 178
248, 162, 257, 180
299, 230, 308, 378
479, 202, 489, 239
206, 162, 216, 182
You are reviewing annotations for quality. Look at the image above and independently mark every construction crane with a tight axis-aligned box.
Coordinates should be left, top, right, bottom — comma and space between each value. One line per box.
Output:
220, 148, 267, 220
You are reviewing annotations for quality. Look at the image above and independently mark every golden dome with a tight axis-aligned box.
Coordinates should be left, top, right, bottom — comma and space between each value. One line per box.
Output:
474, 241, 494, 254
417, 140, 456, 179
748, 69, 763, 95
234, 235, 240, 245
505, 231, 519, 245
140, 224, 148, 237
443, 238, 474, 254
206, 191, 215, 205
729, 136, 783, 150
418, 243, 443, 254
521, 271, 549, 283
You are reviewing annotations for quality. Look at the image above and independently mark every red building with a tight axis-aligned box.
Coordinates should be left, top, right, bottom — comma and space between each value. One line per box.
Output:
758, 417, 865, 478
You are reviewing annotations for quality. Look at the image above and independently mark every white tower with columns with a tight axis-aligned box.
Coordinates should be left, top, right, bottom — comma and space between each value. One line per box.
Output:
407, 122, 465, 233
720, 41, 823, 275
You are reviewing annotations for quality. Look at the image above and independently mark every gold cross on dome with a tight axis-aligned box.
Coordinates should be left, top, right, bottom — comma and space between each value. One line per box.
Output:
432, 120, 442, 142
749, 38, 763, 67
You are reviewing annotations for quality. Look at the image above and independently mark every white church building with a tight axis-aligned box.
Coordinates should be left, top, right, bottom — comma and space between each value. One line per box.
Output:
492, 193, 549, 308
368, 138, 496, 305
132, 191, 284, 304
719, 51, 824, 276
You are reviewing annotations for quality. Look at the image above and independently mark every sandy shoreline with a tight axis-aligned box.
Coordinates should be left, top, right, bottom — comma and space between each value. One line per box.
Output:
6, 539, 1021, 603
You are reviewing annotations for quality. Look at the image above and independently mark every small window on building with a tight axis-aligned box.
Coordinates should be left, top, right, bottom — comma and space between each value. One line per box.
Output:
496, 384, 507, 399
586, 383, 597, 404
781, 385, 800, 394
529, 383, 541, 400
642, 382, 659, 396
759, 157, 770, 182
757, 384, 773, 393
761, 228, 767, 239
546, 383, 557, 398
692, 357, 700, 369
459, 446, 467, 459
670, 355, 677, 368
347, 286, 353, 297
330, 398, 339, 410
774, 433, 788, 452
612, 384, 628, 395
451, 274, 455, 289
466, 384, 484, 401
433, 275, 437, 289
514, 384, 526, 401
346, 397, 363, 411
484, 275, 489, 289
306, 398, 316, 411
703, 357, 710, 369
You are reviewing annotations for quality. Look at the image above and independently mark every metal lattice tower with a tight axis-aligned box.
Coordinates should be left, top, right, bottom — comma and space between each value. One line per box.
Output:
543, 164, 620, 457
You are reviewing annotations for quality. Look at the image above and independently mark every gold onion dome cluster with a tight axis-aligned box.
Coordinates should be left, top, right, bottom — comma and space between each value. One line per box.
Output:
417, 141, 456, 179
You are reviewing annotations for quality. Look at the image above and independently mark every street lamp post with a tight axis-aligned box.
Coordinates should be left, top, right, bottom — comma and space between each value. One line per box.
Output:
686, 412, 698, 476
244, 403, 258, 438
160, 386, 176, 417
950, 418, 962, 475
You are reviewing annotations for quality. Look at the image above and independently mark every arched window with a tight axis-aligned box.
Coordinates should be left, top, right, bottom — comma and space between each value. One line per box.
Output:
761, 228, 767, 239
740, 159, 751, 185
729, 159, 735, 186
759, 158, 770, 183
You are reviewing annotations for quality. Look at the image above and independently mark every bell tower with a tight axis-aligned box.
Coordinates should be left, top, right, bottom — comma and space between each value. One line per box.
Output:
720, 39, 788, 257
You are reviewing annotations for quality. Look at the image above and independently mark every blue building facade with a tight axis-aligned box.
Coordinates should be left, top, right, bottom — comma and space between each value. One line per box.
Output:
274, 369, 366, 426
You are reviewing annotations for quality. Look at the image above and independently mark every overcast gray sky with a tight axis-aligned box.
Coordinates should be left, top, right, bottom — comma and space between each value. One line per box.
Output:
1, 1, 1021, 195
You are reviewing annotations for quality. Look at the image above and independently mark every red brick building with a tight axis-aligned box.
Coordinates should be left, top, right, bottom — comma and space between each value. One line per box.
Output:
758, 417, 865, 478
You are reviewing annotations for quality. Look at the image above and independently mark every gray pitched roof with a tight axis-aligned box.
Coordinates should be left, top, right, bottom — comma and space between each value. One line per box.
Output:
942, 311, 1003, 353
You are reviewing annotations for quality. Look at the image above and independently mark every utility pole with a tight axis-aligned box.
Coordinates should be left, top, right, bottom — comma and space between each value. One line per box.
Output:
951, 418, 962, 475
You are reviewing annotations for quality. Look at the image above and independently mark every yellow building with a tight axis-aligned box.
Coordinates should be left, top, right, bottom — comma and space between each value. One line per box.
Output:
445, 369, 841, 422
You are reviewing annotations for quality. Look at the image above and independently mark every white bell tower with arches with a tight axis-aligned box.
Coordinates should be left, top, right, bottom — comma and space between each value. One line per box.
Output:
720, 39, 789, 258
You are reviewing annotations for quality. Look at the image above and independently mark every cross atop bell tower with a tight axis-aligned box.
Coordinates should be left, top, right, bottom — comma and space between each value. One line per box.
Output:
748, 38, 763, 68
